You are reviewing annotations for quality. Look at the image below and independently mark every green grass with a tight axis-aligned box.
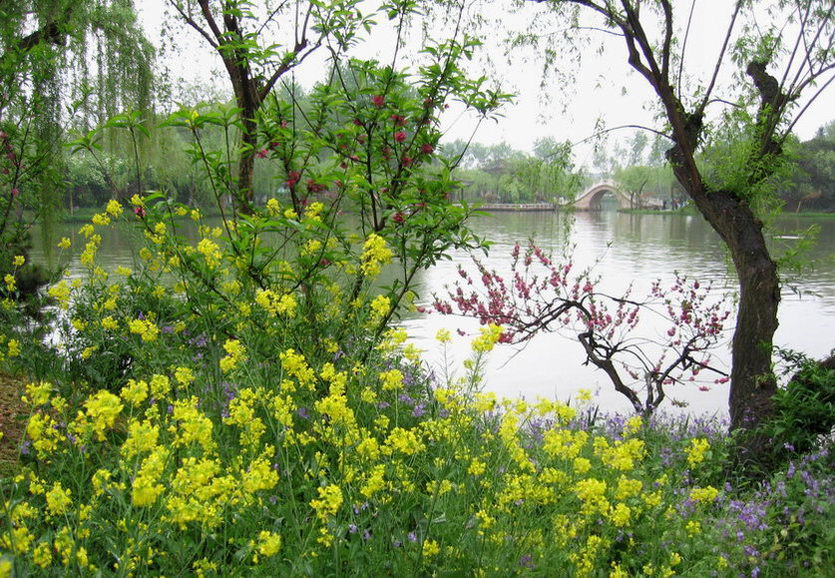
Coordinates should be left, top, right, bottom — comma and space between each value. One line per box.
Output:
777, 211, 835, 219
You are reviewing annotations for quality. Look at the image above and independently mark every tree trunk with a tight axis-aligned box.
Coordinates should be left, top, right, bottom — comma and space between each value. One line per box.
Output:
671, 167, 780, 435
661, 100, 780, 454
237, 112, 258, 212
227, 66, 259, 214
727, 224, 779, 432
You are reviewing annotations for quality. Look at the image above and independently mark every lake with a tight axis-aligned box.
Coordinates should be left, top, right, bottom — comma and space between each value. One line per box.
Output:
30, 210, 835, 417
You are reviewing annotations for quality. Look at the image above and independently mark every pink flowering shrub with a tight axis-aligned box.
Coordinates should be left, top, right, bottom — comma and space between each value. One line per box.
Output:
432, 241, 733, 415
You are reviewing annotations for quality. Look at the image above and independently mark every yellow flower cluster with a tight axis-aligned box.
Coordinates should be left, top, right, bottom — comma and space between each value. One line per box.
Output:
106, 199, 124, 217
128, 318, 159, 342
47, 280, 71, 309
690, 486, 720, 504
220, 339, 247, 372
197, 238, 223, 268
686, 437, 710, 467
84, 390, 124, 441
471, 324, 503, 353
361, 233, 393, 277
255, 289, 298, 317
369, 294, 391, 321
310, 484, 343, 521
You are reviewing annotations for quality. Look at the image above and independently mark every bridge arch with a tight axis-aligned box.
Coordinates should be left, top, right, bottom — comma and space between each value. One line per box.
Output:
573, 180, 633, 210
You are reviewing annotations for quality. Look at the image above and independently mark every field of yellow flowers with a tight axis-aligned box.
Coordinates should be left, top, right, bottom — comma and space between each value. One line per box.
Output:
0, 198, 832, 577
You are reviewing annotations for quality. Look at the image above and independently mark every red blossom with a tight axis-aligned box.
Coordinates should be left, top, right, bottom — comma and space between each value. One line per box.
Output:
394, 131, 407, 143
371, 95, 385, 108
435, 241, 732, 415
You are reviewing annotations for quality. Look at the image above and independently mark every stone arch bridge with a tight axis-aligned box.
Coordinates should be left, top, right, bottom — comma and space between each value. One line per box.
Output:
572, 180, 633, 210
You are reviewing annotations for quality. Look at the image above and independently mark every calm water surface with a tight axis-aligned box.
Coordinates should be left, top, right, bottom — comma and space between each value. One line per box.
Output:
31, 211, 835, 417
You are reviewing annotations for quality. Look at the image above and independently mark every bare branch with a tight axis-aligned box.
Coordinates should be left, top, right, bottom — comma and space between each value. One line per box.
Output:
579, 331, 644, 413
259, 40, 317, 102
659, 0, 673, 80
571, 124, 673, 147
703, 97, 744, 110
785, 3, 835, 99
196, 0, 225, 44
256, 0, 291, 36
574, 25, 624, 37
779, 1, 813, 91
167, 0, 219, 48
537, 0, 621, 24
676, 0, 696, 96
696, 2, 740, 117
783, 72, 835, 138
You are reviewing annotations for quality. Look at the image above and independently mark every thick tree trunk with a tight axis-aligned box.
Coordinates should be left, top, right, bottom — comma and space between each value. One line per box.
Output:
727, 225, 779, 431
670, 166, 780, 434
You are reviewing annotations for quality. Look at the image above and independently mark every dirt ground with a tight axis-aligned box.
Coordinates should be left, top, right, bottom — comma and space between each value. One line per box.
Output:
0, 372, 26, 475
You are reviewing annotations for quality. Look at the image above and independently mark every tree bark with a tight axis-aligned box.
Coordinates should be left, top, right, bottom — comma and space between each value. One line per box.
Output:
666, 146, 780, 436
229, 69, 259, 213
692, 190, 779, 431
238, 113, 257, 211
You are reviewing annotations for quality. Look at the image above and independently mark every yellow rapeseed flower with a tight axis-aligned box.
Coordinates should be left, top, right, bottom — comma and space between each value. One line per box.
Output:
369, 294, 391, 321
690, 486, 719, 504
84, 390, 124, 440
46, 482, 72, 515
256, 530, 282, 558
361, 233, 393, 277
106, 199, 123, 217
686, 438, 710, 467
471, 324, 503, 353
310, 484, 343, 520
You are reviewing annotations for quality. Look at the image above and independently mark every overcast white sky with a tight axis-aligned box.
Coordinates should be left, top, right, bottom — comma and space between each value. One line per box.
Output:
137, 0, 834, 168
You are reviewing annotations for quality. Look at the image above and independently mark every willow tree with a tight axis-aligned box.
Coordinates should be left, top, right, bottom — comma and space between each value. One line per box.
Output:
165, 0, 371, 211
0, 0, 153, 296
529, 0, 834, 462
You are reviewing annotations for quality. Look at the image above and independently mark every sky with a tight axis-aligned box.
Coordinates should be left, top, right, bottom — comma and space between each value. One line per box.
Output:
137, 0, 834, 168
